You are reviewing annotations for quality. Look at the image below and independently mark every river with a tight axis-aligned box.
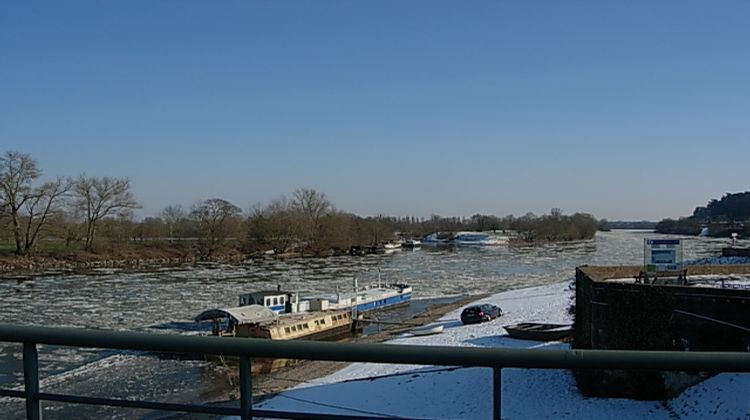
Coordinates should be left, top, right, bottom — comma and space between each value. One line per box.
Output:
0, 230, 737, 418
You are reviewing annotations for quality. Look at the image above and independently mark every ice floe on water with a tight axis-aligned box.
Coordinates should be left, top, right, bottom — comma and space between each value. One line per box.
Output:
686, 256, 750, 265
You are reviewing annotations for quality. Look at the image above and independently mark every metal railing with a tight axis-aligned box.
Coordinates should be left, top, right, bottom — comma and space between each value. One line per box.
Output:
1, 323, 749, 419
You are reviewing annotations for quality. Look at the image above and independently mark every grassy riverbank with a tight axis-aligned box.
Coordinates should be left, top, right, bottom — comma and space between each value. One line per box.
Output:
0, 243, 248, 273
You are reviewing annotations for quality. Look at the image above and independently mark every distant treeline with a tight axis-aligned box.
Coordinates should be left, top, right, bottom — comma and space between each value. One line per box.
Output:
1, 150, 599, 258
655, 191, 750, 237
600, 220, 658, 230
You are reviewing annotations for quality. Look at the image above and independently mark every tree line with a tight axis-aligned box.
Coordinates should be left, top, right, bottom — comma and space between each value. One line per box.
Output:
655, 191, 750, 237
1, 150, 599, 258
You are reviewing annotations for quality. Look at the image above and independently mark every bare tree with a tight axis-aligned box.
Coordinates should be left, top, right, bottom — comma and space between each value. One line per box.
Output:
190, 198, 242, 257
0, 151, 42, 254
161, 204, 186, 241
292, 188, 332, 251
246, 196, 300, 253
72, 175, 139, 250
22, 177, 71, 253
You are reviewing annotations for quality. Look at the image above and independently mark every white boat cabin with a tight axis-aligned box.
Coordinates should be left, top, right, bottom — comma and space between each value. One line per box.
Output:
238, 290, 293, 313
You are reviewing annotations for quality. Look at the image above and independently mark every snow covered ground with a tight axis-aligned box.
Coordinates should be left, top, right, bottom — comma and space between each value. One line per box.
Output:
254, 283, 750, 419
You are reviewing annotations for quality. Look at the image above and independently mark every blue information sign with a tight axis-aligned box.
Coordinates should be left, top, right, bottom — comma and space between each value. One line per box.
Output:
644, 239, 683, 273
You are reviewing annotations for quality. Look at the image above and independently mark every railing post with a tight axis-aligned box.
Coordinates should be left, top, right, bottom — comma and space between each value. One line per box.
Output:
493, 367, 502, 420
23, 343, 42, 420
240, 356, 252, 420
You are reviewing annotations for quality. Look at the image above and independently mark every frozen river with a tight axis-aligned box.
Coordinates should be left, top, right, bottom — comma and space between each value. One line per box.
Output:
0, 230, 738, 418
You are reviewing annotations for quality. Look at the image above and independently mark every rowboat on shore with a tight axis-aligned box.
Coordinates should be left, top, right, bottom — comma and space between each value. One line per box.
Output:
503, 322, 573, 341
409, 324, 444, 336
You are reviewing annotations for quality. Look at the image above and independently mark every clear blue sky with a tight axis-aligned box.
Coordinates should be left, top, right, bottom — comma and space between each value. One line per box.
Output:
2, 1, 748, 221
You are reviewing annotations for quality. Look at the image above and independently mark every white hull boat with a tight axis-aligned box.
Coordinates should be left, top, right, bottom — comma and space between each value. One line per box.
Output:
409, 324, 444, 336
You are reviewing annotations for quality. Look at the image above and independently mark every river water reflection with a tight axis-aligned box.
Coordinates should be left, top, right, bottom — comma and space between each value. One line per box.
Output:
0, 230, 737, 418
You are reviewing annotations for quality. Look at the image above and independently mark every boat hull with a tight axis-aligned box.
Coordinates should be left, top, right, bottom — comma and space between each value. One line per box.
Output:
504, 322, 573, 341
354, 292, 411, 312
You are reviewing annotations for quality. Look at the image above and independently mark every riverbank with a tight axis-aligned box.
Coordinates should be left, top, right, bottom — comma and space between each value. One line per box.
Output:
255, 282, 749, 419
176, 294, 490, 415
0, 247, 250, 274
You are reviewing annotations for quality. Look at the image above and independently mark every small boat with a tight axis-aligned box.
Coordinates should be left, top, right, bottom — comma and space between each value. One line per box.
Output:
383, 241, 402, 250
503, 322, 573, 341
409, 324, 444, 336
401, 239, 421, 248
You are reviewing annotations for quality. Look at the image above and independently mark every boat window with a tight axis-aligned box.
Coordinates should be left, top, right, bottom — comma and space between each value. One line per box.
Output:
265, 298, 271, 306
303, 323, 309, 329
320, 318, 326, 325
291, 326, 297, 332
315, 320, 320, 326
273, 297, 278, 305
285, 327, 291, 333
280, 297, 285, 305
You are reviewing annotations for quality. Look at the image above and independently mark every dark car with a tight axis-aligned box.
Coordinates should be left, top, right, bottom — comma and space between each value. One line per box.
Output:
460, 304, 502, 325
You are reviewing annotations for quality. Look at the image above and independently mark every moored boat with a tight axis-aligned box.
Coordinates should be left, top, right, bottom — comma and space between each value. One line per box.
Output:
409, 324, 444, 336
452, 232, 509, 246
503, 322, 573, 341
195, 306, 357, 340
422, 231, 509, 246
303, 272, 413, 313
326, 282, 412, 312
401, 239, 421, 248
195, 306, 359, 373
231, 279, 412, 317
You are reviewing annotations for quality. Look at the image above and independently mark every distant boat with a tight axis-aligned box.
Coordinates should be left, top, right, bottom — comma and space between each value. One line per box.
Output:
383, 242, 402, 250
422, 231, 508, 246
401, 239, 421, 248
421, 232, 453, 244
452, 232, 508, 246
503, 322, 573, 341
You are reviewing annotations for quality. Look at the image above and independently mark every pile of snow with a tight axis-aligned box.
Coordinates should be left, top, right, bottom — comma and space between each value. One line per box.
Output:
255, 283, 750, 419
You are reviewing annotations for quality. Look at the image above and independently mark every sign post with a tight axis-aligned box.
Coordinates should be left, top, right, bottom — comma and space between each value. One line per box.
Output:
644, 239, 683, 274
